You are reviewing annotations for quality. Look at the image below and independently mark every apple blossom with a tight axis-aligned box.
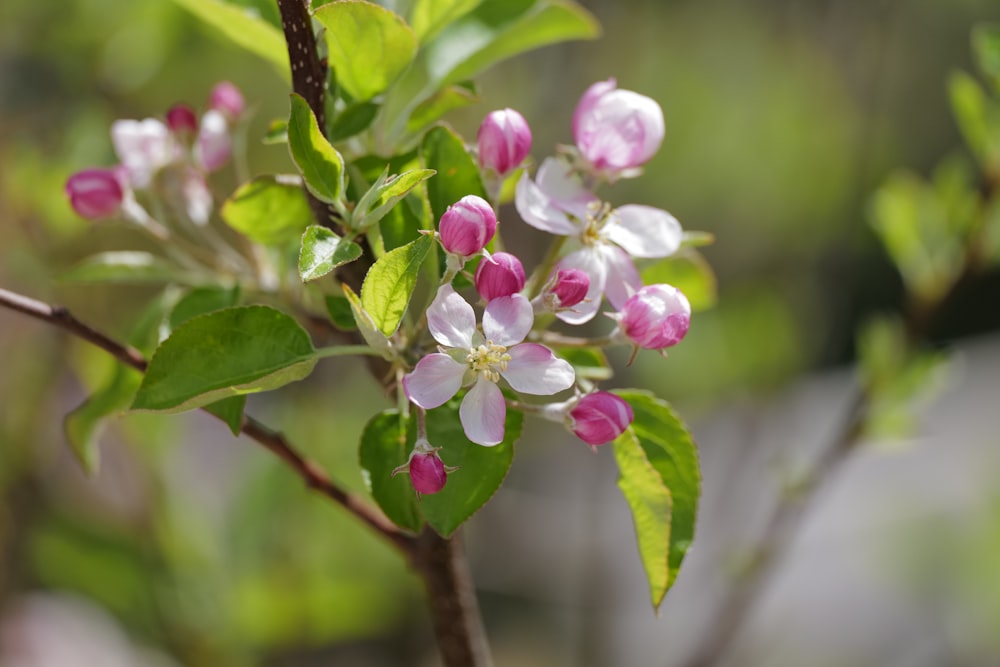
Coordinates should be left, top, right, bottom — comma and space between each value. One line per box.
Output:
568, 391, 634, 445
438, 195, 497, 258
515, 157, 682, 323
208, 81, 245, 121
572, 78, 664, 176
477, 108, 532, 176
166, 104, 198, 135
475, 251, 526, 301
391, 439, 455, 495
65, 168, 125, 220
615, 284, 691, 350
403, 285, 575, 446
534, 267, 590, 315
195, 109, 232, 172
111, 118, 177, 189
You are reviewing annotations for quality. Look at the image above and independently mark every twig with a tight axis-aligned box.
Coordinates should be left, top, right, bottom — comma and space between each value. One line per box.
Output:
0, 286, 413, 555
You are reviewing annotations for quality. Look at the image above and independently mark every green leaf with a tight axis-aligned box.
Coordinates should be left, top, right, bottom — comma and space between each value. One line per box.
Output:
329, 102, 380, 142
361, 234, 433, 335
288, 94, 346, 205
222, 176, 313, 246
973, 24, 1000, 87
131, 306, 317, 413
421, 124, 487, 222
298, 225, 363, 282
170, 0, 290, 79
640, 250, 718, 312
314, 1, 418, 102
411, 0, 481, 42
405, 83, 479, 136
60, 251, 198, 285
555, 347, 611, 381
419, 398, 522, 537
612, 390, 700, 610
342, 285, 394, 359
354, 168, 436, 231
358, 410, 425, 533
324, 295, 358, 331
949, 71, 994, 165
263, 119, 288, 145
204, 396, 247, 436
65, 363, 143, 474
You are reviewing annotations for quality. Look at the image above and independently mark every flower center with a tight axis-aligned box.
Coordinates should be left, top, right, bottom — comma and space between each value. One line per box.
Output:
466, 341, 511, 383
580, 201, 613, 246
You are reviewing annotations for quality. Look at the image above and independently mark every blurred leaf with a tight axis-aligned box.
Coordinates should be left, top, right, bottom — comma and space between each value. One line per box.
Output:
358, 410, 425, 533
204, 396, 247, 435
343, 285, 395, 359
329, 101, 380, 142
60, 251, 198, 285
973, 24, 1000, 88
411, 0, 481, 42
132, 306, 317, 413
64, 363, 143, 474
949, 70, 1000, 169
324, 295, 358, 331
299, 225, 363, 282
170, 0, 290, 79
315, 1, 418, 102
405, 83, 479, 136
556, 347, 612, 381
640, 250, 718, 312
419, 398, 522, 537
354, 168, 436, 231
263, 119, 288, 145
361, 234, 433, 335
612, 390, 700, 610
421, 124, 487, 222
222, 175, 313, 246
288, 94, 346, 205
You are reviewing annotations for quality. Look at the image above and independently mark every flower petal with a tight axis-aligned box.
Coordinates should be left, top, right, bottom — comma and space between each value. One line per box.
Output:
599, 244, 641, 310
535, 157, 597, 207
554, 248, 607, 325
606, 205, 682, 258
427, 284, 476, 349
514, 171, 580, 236
482, 294, 533, 346
502, 343, 575, 395
403, 353, 466, 409
460, 378, 506, 446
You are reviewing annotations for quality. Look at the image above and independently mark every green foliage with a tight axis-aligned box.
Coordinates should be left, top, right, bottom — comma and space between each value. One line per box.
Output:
342, 285, 394, 359
948, 71, 1000, 171
298, 225, 363, 282
973, 24, 1000, 90
360, 234, 434, 335
612, 390, 700, 610
641, 249, 718, 312
132, 306, 317, 413
221, 176, 313, 246
358, 410, 425, 533
421, 124, 487, 222
314, 1, 418, 103
329, 101, 380, 142
352, 167, 437, 232
556, 347, 612, 381
64, 362, 143, 474
324, 295, 358, 331
61, 251, 201, 285
410, 0, 481, 43
405, 83, 479, 137
288, 94, 347, 207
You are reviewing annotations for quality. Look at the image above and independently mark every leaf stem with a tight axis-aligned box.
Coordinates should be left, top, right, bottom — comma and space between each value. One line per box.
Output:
313, 344, 385, 359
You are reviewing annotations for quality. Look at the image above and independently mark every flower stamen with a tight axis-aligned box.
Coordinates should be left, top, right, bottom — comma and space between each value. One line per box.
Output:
466, 341, 511, 383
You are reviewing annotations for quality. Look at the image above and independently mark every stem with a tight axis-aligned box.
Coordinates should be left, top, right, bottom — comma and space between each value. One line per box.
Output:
313, 344, 385, 359
526, 235, 567, 299
531, 330, 619, 349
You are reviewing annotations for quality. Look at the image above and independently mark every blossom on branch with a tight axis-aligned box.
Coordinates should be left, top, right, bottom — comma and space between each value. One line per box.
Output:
477, 108, 532, 177
573, 78, 664, 179
613, 283, 691, 351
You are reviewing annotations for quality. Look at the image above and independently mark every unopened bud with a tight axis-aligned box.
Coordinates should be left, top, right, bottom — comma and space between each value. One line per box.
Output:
196, 110, 232, 172
572, 78, 664, 174
548, 268, 589, 309
477, 108, 532, 176
475, 251, 525, 301
617, 284, 690, 350
568, 391, 634, 446
438, 195, 497, 257
65, 168, 125, 220
392, 439, 457, 496
209, 81, 245, 121
166, 104, 198, 135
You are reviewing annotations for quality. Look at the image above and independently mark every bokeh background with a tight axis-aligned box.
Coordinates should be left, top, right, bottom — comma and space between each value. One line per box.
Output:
2, 0, 1000, 665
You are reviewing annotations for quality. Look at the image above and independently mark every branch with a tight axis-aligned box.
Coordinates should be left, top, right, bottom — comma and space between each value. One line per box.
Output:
0, 286, 413, 555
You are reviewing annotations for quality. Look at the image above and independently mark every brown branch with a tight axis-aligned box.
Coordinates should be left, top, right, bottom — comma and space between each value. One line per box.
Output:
0, 286, 413, 555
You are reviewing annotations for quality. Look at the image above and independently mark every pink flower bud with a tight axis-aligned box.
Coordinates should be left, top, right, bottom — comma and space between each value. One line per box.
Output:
209, 81, 245, 120
408, 450, 448, 495
166, 104, 198, 135
477, 108, 532, 176
65, 168, 125, 220
618, 284, 691, 350
438, 195, 497, 257
475, 252, 525, 300
569, 391, 634, 446
196, 110, 232, 172
549, 268, 589, 308
572, 78, 665, 172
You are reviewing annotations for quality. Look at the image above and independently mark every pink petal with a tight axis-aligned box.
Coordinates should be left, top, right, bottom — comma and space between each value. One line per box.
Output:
606, 205, 682, 258
572, 79, 617, 146
600, 244, 641, 310
553, 248, 607, 325
427, 285, 476, 349
460, 378, 506, 446
482, 294, 533, 346
196, 110, 232, 172
403, 353, 466, 409
502, 344, 575, 395
514, 172, 580, 236
535, 157, 597, 207
111, 118, 176, 189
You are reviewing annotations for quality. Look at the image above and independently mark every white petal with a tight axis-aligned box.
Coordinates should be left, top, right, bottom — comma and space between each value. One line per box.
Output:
427, 284, 476, 349
606, 205, 682, 258
600, 244, 641, 310
535, 157, 596, 206
403, 354, 466, 409
482, 294, 533, 346
514, 172, 580, 236
460, 379, 506, 446
552, 248, 607, 324
182, 171, 213, 225
502, 344, 575, 395
111, 118, 175, 189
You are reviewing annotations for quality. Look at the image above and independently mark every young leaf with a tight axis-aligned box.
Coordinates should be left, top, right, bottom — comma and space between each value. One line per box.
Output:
410, 0, 481, 43
324, 295, 358, 331
329, 101, 380, 142
973, 24, 1000, 87
405, 83, 479, 136
170, 0, 289, 80
221, 176, 313, 246
361, 233, 434, 335
204, 395, 247, 436
421, 124, 487, 222
612, 390, 701, 610
131, 306, 317, 413
65, 363, 143, 474
298, 225, 363, 282
263, 119, 288, 145
60, 251, 199, 285
314, 1, 418, 102
342, 285, 395, 359
288, 94, 346, 205
358, 410, 425, 533
640, 250, 718, 312
418, 398, 522, 537
354, 168, 436, 231
949, 71, 993, 165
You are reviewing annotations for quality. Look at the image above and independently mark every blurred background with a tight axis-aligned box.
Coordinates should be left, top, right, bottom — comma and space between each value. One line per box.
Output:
2, 0, 1000, 665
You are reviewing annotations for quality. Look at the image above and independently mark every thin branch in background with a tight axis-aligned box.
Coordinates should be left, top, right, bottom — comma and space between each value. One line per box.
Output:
0, 286, 413, 555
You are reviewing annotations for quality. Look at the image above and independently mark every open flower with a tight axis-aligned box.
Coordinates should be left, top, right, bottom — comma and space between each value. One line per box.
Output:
403, 285, 575, 446
515, 157, 682, 323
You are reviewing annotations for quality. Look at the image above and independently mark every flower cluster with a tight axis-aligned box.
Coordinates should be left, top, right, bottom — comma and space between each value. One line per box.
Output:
401, 80, 695, 494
